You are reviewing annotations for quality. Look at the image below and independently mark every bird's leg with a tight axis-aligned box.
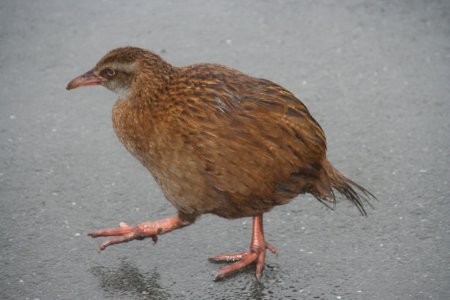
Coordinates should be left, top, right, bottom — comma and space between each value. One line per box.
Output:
88, 215, 193, 252
209, 214, 277, 281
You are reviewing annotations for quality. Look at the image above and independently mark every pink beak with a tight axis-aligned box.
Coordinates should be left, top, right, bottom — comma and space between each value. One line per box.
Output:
66, 69, 106, 90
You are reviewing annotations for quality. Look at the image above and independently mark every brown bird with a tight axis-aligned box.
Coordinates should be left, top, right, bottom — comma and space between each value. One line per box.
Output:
67, 47, 374, 281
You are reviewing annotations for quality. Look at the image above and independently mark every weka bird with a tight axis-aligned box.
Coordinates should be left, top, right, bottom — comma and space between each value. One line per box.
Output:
66, 47, 373, 280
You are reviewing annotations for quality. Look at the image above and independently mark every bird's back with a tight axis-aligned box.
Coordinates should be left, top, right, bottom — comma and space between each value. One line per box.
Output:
113, 62, 371, 218
142, 64, 333, 218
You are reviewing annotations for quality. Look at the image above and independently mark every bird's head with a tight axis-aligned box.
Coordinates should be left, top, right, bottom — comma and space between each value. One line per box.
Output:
66, 47, 174, 99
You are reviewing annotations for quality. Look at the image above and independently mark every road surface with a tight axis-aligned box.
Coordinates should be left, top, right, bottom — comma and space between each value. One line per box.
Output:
1, 1, 449, 299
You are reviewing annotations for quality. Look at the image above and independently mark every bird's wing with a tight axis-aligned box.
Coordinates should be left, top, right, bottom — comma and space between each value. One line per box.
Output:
169, 67, 328, 212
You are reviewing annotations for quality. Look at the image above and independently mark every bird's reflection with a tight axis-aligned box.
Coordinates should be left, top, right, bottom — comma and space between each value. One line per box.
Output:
208, 263, 283, 299
90, 260, 171, 300
247, 263, 279, 300
249, 280, 265, 300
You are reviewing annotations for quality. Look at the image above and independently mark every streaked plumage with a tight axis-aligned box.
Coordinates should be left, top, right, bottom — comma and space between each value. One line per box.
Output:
67, 47, 374, 281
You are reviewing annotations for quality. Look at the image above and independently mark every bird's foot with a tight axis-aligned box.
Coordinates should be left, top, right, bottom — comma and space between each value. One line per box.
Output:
209, 242, 277, 281
88, 222, 156, 252
88, 215, 190, 252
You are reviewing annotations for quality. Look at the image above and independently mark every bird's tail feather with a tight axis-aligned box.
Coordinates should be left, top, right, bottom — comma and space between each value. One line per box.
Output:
313, 159, 375, 215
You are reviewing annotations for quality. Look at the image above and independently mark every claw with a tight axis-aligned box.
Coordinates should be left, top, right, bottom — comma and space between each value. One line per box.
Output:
255, 249, 265, 280
208, 251, 248, 263
87, 215, 190, 252
255, 272, 262, 282
119, 222, 130, 228
210, 214, 275, 281
88, 226, 134, 237
97, 231, 138, 251
266, 243, 278, 254
214, 252, 258, 281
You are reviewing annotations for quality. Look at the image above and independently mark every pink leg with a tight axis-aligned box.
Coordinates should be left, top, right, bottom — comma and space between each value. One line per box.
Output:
210, 214, 277, 281
88, 215, 192, 252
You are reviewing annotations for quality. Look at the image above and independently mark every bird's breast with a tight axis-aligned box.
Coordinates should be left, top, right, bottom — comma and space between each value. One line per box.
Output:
111, 99, 204, 213
112, 100, 159, 166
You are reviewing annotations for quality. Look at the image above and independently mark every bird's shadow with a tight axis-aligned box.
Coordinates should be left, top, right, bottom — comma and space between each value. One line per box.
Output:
90, 259, 171, 300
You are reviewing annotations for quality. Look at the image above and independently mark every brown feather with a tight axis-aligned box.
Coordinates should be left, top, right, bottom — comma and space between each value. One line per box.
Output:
97, 47, 373, 219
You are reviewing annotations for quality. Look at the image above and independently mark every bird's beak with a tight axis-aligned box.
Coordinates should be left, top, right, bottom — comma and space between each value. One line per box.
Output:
66, 69, 106, 90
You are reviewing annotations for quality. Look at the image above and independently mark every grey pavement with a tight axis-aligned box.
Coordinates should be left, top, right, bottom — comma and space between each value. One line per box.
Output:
1, 1, 449, 299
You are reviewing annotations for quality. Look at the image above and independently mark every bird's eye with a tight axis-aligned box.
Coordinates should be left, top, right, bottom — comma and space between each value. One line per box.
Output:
102, 68, 115, 78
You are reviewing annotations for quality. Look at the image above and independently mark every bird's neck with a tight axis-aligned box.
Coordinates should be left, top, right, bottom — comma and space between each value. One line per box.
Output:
130, 62, 178, 107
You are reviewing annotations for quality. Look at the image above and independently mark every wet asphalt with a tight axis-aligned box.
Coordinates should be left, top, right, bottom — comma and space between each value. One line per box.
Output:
1, 1, 449, 299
